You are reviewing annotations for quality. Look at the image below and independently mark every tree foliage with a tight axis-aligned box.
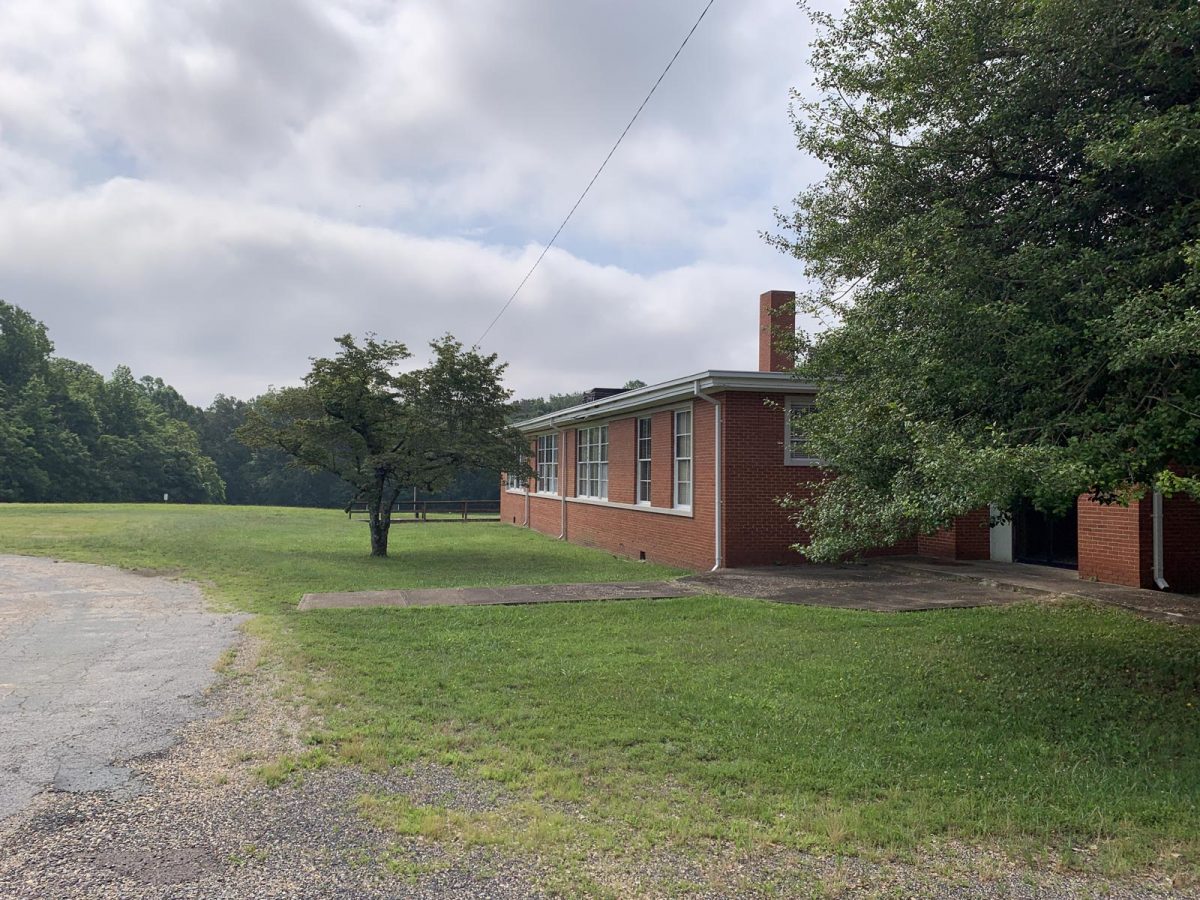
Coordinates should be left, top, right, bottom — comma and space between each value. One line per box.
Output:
0, 302, 225, 503
238, 334, 525, 556
509, 391, 587, 420
772, 0, 1200, 559
0, 300, 604, 514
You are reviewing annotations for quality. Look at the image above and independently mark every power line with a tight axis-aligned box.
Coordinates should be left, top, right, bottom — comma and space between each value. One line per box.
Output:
473, 0, 718, 348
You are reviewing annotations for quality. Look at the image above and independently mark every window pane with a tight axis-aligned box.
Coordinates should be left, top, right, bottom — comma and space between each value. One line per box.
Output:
674, 410, 693, 507
787, 399, 813, 460
676, 463, 691, 506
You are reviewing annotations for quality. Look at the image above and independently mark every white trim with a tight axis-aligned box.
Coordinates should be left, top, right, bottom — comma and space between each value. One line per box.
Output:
988, 503, 1013, 563
505, 488, 528, 496
635, 415, 652, 506
565, 496, 694, 518
514, 370, 818, 433
535, 433, 559, 495
575, 424, 609, 500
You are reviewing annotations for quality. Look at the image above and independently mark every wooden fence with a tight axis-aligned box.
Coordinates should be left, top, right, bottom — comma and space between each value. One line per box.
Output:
347, 499, 501, 523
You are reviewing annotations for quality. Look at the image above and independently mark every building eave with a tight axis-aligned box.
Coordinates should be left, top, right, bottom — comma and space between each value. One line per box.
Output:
514, 370, 817, 433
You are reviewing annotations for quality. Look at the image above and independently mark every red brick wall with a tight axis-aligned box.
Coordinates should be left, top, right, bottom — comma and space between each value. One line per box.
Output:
502, 403, 718, 570
720, 392, 811, 566
650, 410, 675, 509
916, 528, 955, 560
500, 488, 522, 525
917, 508, 991, 561
503, 391, 927, 571
1163, 492, 1200, 593
1077, 496, 1152, 588
607, 418, 636, 506
719, 392, 921, 565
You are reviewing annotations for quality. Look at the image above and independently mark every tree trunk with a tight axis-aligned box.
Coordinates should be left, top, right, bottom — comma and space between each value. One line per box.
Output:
368, 477, 391, 557
369, 515, 389, 557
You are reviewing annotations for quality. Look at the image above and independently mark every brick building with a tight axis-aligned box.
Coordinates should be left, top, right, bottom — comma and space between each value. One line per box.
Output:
502, 291, 1199, 592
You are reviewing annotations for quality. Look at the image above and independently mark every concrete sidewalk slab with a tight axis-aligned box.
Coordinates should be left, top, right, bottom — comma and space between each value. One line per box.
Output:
874, 557, 1200, 625
300, 567, 1025, 614
297, 560, 1198, 624
298, 581, 702, 611
682, 565, 1025, 612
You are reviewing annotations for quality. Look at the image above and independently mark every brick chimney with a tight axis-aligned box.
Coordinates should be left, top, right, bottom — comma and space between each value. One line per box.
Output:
758, 290, 796, 373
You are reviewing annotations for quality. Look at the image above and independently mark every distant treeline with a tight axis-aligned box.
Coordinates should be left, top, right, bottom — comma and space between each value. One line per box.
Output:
0, 301, 593, 508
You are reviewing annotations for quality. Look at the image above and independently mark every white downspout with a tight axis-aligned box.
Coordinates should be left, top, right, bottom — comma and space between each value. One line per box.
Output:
694, 384, 723, 571
523, 486, 530, 528
555, 426, 567, 540
1152, 489, 1169, 590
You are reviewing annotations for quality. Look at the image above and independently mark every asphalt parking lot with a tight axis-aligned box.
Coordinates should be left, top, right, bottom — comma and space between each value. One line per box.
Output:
0, 555, 243, 821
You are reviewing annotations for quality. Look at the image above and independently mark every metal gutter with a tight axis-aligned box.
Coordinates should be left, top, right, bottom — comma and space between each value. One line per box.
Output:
514, 369, 815, 433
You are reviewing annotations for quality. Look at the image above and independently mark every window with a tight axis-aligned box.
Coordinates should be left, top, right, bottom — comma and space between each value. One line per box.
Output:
674, 410, 692, 509
536, 434, 558, 494
576, 425, 608, 499
506, 457, 525, 491
785, 396, 817, 464
636, 417, 652, 505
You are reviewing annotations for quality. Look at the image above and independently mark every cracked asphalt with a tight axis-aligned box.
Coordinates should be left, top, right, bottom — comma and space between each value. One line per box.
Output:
0, 555, 244, 821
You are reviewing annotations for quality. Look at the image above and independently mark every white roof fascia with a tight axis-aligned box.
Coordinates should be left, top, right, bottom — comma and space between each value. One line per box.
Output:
514, 370, 818, 433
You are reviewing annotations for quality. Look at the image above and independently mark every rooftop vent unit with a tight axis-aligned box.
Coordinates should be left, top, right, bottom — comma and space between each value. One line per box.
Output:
582, 387, 628, 403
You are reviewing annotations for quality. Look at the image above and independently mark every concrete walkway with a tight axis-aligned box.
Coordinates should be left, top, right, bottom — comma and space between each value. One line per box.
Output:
875, 557, 1200, 625
299, 567, 1026, 614
683, 565, 1025, 612
298, 581, 699, 610
299, 559, 1199, 624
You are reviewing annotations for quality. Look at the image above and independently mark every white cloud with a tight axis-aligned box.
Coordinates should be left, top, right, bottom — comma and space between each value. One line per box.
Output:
0, 0, 833, 405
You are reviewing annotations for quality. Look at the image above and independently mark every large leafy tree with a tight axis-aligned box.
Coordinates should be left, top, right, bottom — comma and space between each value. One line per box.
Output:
0, 301, 225, 504
238, 334, 526, 557
772, 0, 1200, 559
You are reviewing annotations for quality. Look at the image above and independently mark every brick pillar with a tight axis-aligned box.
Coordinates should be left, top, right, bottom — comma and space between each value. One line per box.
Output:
1077, 496, 1153, 588
758, 290, 796, 373
1163, 492, 1200, 592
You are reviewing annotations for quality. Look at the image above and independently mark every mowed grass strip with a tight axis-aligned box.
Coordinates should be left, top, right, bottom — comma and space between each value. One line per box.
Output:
0, 503, 679, 614
1, 503, 1197, 877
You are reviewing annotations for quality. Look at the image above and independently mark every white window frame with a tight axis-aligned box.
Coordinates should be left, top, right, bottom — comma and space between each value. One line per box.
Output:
576, 425, 609, 500
506, 457, 526, 492
673, 408, 692, 510
784, 395, 819, 466
636, 416, 652, 505
535, 434, 558, 495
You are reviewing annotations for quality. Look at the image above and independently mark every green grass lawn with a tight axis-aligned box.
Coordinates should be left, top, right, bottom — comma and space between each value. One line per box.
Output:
1, 503, 1197, 883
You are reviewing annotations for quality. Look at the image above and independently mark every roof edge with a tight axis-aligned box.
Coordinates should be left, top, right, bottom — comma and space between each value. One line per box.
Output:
513, 370, 817, 432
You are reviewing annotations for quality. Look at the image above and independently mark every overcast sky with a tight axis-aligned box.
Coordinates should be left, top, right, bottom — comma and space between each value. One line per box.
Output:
0, 0, 834, 405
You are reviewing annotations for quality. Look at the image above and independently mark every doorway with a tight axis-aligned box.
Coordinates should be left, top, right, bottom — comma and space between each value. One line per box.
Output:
1013, 503, 1078, 568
